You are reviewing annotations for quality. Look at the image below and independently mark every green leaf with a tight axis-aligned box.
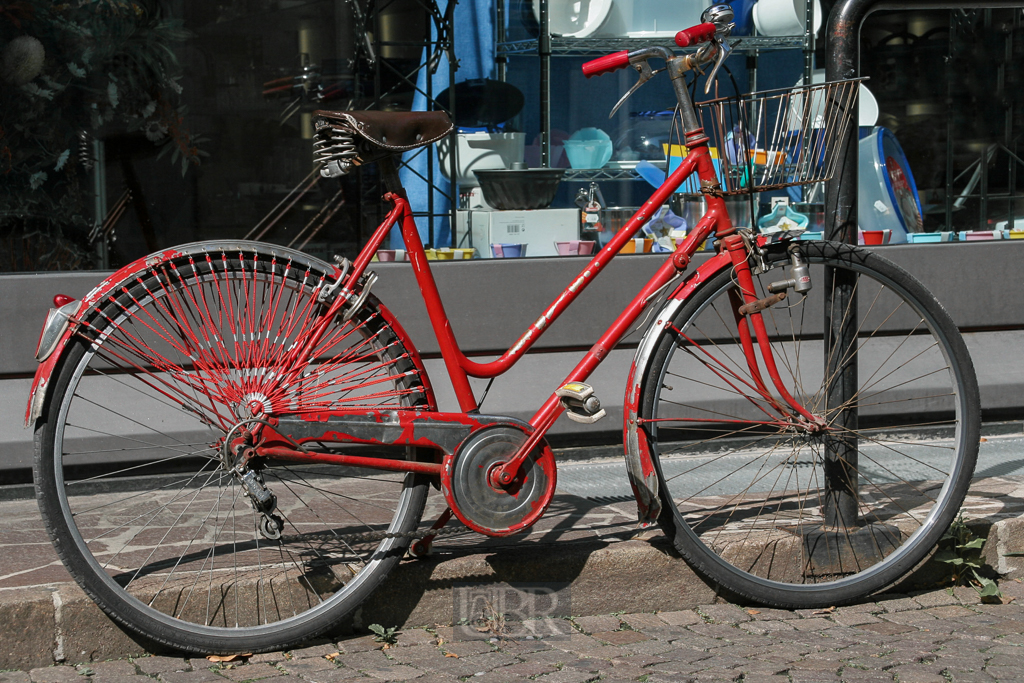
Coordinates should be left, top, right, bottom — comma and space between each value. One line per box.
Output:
55, 150, 70, 171
934, 549, 961, 564
68, 62, 87, 78
1003, 552, 1024, 557
959, 538, 985, 550
108, 82, 119, 108
368, 624, 385, 637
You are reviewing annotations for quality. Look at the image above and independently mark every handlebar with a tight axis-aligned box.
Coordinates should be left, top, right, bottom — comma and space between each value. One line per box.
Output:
581, 20, 722, 79
675, 22, 717, 47
582, 50, 631, 78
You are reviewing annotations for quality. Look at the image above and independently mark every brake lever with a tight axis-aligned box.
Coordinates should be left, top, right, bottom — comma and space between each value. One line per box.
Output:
701, 38, 738, 94
609, 60, 664, 118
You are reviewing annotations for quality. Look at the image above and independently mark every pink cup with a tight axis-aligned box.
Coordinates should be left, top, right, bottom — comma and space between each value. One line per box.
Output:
376, 249, 396, 261
578, 240, 596, 255
555, 241, 578, 255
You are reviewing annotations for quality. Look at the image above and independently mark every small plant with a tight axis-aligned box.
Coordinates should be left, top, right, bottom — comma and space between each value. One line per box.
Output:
935, 510, 1001, 602
470, 597, 508, 638
368, 623, 399, 647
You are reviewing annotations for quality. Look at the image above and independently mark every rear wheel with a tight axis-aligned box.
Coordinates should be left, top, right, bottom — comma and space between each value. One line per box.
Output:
34, 243, 434, 653
641, 241, 979, 607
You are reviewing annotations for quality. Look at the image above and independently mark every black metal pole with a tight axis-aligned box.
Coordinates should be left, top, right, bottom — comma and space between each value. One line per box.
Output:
822, 0, 1020, 530
539, 0, 551, 168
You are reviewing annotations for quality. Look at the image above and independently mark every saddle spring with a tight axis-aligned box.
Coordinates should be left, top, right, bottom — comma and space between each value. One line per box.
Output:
313, 125, 359, 178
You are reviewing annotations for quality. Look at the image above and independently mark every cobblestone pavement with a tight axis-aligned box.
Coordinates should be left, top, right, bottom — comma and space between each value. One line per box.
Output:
7, 582, 1024, 683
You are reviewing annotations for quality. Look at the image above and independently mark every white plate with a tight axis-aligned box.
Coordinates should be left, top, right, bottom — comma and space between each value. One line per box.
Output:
793, 70, 879, 128
532, 0, 612, 37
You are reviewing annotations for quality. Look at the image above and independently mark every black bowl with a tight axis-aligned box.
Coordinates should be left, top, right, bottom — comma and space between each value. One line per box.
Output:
474, 168, 565, 211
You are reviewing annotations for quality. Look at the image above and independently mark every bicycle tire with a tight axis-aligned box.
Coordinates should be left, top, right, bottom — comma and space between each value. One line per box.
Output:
34, 242, 434, 654
640, 240, 979, 608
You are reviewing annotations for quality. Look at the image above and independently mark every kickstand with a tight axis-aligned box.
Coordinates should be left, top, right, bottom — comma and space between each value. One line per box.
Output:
409, 507, 454, 558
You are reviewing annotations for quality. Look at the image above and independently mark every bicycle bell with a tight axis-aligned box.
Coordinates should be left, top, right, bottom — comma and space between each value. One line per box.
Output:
700, 4, 736, 35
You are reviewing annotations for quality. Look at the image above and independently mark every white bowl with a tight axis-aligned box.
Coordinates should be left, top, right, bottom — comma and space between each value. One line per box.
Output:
437, 132, 525, 187
791, 69, 879, 128
532, 0, 612, 37
752, 0, 822, 37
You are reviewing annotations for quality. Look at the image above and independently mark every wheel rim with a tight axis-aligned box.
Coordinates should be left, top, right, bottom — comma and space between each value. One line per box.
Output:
647, 248, 975, 594
48, 249, 428, 634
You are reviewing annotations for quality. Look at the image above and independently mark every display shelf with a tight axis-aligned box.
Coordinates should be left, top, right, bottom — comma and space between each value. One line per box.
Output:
498, 35, 805, 57
563, 168, 641, 181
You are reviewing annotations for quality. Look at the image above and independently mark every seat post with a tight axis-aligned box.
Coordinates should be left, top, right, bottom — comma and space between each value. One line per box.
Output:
378, 157, 407, 199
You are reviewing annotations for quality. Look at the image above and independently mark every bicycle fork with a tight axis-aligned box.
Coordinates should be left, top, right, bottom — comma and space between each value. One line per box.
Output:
721, 234, 825, 431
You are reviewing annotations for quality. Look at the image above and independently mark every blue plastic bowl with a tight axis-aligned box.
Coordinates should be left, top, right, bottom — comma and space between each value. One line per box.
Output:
563, 139, 613, 169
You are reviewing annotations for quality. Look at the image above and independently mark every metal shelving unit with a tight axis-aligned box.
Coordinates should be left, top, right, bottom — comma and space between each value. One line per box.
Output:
494, 1, 819, 182
497, 34, 804, 56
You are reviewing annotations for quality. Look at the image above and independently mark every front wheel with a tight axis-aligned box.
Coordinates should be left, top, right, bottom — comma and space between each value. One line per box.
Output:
641, 240, 979, 608
34, 242, 434, 654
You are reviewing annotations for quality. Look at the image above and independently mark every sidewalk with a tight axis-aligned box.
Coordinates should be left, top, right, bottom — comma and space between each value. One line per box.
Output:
4, 452, 1024, 671
4, 581, 1024, 683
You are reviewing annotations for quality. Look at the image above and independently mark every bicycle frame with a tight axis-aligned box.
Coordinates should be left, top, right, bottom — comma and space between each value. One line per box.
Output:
259, 142, 736, 468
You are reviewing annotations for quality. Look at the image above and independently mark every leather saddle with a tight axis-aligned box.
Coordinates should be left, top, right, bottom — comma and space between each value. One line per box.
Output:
313, 110, 453, 176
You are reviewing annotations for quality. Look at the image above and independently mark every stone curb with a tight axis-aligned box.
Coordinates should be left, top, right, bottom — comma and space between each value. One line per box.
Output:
5, 517, 1024, 672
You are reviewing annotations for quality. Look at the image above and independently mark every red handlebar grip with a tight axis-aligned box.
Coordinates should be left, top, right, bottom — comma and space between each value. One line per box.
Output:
675, 22, 717, 47
582, 51, 631, 78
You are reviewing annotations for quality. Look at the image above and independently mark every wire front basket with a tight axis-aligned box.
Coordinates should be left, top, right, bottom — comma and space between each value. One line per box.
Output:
676, 79, 864, 196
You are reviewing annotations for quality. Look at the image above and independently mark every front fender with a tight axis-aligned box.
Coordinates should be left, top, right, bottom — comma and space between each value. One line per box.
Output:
622, 250, 731, 525
26, 240, 354, 428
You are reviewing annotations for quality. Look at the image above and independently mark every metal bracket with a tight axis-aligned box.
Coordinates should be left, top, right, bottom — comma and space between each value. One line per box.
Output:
342, 271, 378, 322
317, 256, 351, 304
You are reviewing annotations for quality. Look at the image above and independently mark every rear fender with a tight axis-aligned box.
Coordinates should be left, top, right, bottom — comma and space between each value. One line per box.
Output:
622, 250, 731, 524
25, 240, 399, 427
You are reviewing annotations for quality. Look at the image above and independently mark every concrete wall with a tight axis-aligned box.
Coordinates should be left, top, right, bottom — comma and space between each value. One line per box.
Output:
2, 241, 1022, 472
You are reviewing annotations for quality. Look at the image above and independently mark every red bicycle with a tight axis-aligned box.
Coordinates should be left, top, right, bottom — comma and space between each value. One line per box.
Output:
29, 5, 978, 655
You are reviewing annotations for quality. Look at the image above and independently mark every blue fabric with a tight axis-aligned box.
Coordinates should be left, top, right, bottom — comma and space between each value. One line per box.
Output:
390, 0, 497, 249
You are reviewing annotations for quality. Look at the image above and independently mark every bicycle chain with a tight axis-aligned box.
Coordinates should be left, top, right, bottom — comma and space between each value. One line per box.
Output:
280, 523, 470, 546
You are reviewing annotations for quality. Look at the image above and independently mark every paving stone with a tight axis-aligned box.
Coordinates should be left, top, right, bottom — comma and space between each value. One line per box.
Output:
157, 671, 226, 683
499, 662, 558, 678
333, 652, 389, 672
836, 669, 893, 681
0, 675, 32, 683
656, 612, 701, 627
89, 676, 154, 683
590, 631, 648, 646
944, 673, 996, 683
338, 637, 382, 655
279, 671, 364, 683
887, 666, 947, 683
216, 664, 285, 681
79, 663, 138, 678
689, 668, 743, 681
981, 665, 1024, 681
249, 655, 288, 665
734, 676, 788, 683
289, 646, 340, 660
740, 620, 797, 636
571, 616, 621, 635
831, 612, 882, 627
359, 666, 423, 681
695, 605, 751, 625
911, 591, 960, 608
875, 598, 920, 614
29, 669, 82, 683
747, 609, 798, 621
570, 644, 626, 660
787, 618, 837, 632
394, 632, 435, 649
279, 659, 337, 677
133, 659, 191, 675
533, 671, 600, 683
438, 640, 492, 658
616, 614, 665, 632
855, 623, 917, 636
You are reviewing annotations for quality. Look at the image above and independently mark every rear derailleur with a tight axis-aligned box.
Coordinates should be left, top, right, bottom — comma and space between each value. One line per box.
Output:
221, 428, 284, 540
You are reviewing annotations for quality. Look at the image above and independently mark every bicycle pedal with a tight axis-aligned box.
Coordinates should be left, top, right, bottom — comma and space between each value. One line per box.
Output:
556, 382, 607, 424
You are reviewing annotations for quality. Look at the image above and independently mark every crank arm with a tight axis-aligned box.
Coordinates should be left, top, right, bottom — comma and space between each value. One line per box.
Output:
609, 61, 663, 118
